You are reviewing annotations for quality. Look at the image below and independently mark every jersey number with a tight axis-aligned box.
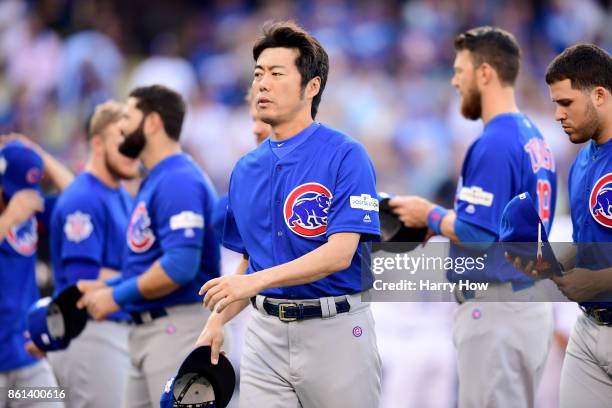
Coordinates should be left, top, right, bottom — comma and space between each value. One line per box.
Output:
536, 179, 552, 227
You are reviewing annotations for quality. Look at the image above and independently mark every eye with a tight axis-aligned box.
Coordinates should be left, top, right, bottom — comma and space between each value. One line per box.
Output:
558, 101, 572, 107
272, 72, 282, 77
254, 71, 263, 79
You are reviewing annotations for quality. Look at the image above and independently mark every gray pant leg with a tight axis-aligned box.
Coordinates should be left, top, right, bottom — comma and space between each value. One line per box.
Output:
124, 304, 215, 408
239, 310, 301, 408
293, 303, 382, 408
453, 302, 553, 408
48, 320, 129, 408
239, 295, 382, 408
559, 314, 612, 408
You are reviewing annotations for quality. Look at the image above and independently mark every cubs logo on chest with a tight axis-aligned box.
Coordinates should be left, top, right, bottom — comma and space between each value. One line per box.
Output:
284, 183, 333, 238
127, 201, 156, 252
7, 217, 38, 256
590, 173, 612, 228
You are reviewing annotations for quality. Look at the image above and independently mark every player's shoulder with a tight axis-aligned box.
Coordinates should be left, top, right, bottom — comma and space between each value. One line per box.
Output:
310, 123, 370, 164
56, 173, 105, 213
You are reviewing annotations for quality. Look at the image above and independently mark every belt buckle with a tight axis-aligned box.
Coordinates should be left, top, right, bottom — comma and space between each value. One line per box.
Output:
278, 303, 298, 322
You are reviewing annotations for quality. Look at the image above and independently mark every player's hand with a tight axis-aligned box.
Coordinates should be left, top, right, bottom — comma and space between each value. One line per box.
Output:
77, 287, 119, 320
2, 189, 44, 226
551, 268, 602, 302
388, 196, 433, 228
504, 252, 553, 279
0, 133, 42, 153
200, 274, 262, 313
77, 279, 108, 294
195, 313, 225, 365
23, 331, 46, 359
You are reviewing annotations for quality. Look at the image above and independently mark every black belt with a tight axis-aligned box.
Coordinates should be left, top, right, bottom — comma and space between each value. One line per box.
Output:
582, 306, 612, 326
251, 297, 351, 322
129, 308, 168, 325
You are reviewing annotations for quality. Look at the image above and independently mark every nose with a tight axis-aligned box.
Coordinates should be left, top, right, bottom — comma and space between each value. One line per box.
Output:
257, 72, 271, 92
450, 74, 459, 89
554, 107, 566, 122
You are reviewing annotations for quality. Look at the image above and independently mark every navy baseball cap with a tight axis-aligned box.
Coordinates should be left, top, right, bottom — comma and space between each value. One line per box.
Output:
377, 192, 427, 252
500, 192, 562, 276
160, 346, 235, 408
27, 285, 88, 351
0, 141, 43, 199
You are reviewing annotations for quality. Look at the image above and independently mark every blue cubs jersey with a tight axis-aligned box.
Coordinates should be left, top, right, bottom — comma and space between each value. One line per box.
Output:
568, 139, 612, 305
0, 215, 39, 371
449, 113, 557, 284
223, 122, 380, 299
51, 172, 133, 290
122, 153, 220, 312
50, 172, 133, 320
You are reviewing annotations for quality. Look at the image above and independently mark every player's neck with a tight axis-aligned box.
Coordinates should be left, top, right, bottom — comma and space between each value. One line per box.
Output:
480, 87, 519, 124
594, 113, 612, 145
141, 137, 182, 170
86, 158, 120, 189
270, 113, 313, 141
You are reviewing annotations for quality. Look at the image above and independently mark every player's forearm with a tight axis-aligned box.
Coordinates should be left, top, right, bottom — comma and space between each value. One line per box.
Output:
137, 260, 180, 299
440, 211, 460, 243
254, 232, 360, 290
214, 256, 251, 323
40, 150, 74, 191
557, 244, 577, 272
98, 267, 120, 281
0, 214, 12, 242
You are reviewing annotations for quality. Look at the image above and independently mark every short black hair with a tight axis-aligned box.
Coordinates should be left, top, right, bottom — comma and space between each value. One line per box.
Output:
454, 26, 521, 86
545, 44, 612, 93
128, 85, 186, 141
253, 21, 329, 119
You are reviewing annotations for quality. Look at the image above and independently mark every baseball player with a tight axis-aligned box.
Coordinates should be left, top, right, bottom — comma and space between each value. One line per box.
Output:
0, 138, 74, 408
45, 101, 139, 408
196, 21, 382, 408
390, 27, 557, 407
543, 44, 612, 408
76, 85, 222, 408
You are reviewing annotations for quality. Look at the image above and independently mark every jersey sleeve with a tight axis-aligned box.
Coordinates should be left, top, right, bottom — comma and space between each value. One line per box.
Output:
153, 174, 210, 251
55, 196, 104, 265
326, 143, 380, 241
222, 177, 247, 254
455, 136, 516, 235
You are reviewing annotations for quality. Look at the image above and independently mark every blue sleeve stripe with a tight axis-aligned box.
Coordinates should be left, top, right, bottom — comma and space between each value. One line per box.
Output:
159, 246, 202, 286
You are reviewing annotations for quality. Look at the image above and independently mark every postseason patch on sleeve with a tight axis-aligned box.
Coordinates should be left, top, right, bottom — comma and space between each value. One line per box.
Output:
64, 211, 94, 243
169, 211, 205, 230
349, 194, 379, 212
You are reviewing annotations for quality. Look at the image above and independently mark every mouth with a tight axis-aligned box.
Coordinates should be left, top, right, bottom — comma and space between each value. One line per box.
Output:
257, 97, 272, 106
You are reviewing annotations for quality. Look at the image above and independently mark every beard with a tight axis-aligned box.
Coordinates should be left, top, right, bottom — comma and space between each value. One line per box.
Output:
460, 85, 482, 121
104, 149, 139, 181
570, 101, 601, 144
118, 118, 146, 159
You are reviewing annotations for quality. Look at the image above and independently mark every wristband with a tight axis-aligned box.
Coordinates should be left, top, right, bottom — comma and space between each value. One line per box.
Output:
105, 276, 123, 287
112, 278, 144, 307
427, 206, 448, 235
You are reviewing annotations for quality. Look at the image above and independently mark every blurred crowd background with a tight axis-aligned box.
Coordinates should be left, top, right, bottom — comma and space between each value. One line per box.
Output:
1, 1, 610, 406
2, 0, 611, 208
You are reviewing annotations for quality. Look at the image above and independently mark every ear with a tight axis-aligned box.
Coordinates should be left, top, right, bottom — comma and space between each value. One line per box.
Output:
90, 135, 104, 154
145, 112, 162, 136
477, 63, 494, 87
305, 76, 321, 100
592, 86, 608, 108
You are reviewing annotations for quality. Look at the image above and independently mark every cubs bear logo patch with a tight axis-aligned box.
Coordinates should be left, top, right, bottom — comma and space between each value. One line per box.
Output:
590, 173, 612, 228
127, 202, 156, 252
284, 183, 333, 237
7, 217, 38, 256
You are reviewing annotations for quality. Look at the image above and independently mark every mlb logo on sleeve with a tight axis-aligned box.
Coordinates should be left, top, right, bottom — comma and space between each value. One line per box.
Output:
64, 211, 94, 243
